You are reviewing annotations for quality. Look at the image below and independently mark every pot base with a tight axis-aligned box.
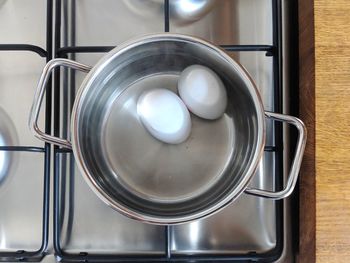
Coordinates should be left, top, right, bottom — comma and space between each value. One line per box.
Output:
102, 73, 235, 204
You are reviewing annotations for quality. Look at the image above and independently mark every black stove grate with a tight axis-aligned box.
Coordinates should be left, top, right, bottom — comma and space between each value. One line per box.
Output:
0, 0, 52, 261
0, 0, 284, 261
53, 0, 284, 262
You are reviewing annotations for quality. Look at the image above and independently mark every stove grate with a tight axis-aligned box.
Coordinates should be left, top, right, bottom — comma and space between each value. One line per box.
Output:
0, 0, 284, 261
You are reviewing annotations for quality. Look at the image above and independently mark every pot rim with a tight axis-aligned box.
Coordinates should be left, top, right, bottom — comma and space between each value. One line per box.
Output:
71, 33, 266, 225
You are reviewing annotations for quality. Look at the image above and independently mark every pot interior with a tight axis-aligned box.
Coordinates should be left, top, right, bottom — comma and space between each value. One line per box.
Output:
74, 37, 263, 221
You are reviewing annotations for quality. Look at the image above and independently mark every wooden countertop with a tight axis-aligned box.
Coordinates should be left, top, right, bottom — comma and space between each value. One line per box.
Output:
298, 0, 350, 262
315, 0, 350, 262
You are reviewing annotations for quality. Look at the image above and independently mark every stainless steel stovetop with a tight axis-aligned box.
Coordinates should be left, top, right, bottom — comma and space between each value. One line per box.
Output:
0, 0, 295, 262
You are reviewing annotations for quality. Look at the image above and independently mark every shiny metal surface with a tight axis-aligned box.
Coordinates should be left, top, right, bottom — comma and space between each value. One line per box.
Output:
166, 0, 297, 260
72, 0, 164, 46
32, 34, 305, 223
164, 0, 293, 259
0, 0, 46, 253
170, 110, 306, 254
275, 1, 294, 261
169, 0, 216, 24
170, 0, 273, 45
0, 0, 46, 147
73, 0, 272, 45
58, 153, 165, 254
0, 107, 17, 186
227, 52, 275, 146
29, 58, 92, 149
171, 151, 276, 254
245, 111, 307, 199
70, 34, 266, 224
0, 152, 44, 251
0, 1, 6, 9
1, 0, 297, 261
124, 0, 216, 25
58, 44, 291, 255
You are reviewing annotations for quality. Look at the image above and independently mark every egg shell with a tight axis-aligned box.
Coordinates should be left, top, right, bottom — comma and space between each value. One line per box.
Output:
178, 65, 227, 120
137, 88, 191, 144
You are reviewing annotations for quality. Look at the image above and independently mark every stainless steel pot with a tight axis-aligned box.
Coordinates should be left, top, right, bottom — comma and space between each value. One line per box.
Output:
29, 34, 306, 225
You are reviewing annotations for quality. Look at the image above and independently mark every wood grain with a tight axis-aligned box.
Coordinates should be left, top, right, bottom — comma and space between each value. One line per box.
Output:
298, 0, 316, 262
314, 0, 350, 262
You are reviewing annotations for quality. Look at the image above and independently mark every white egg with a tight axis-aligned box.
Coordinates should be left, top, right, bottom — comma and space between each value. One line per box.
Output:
178, 65, 227, 120
137, 89, 191, 144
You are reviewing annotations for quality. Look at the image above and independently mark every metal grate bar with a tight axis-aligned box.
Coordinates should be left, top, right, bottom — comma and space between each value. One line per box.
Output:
0, 44, 47, 57
221, 44, 274, 52
0, 146, 45, 152
0, 0, 53, 260
57, 45, 114, 56
52, 0, 285, 262
164, 0, 170, 32
56, 44, 275, 57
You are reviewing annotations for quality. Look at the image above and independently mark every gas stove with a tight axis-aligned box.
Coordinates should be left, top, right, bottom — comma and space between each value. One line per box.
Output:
0, 0, 296, 262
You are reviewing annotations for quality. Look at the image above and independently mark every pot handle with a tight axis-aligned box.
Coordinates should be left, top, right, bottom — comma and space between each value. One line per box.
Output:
244, 111, 307, 200
29, 58, 92, 149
